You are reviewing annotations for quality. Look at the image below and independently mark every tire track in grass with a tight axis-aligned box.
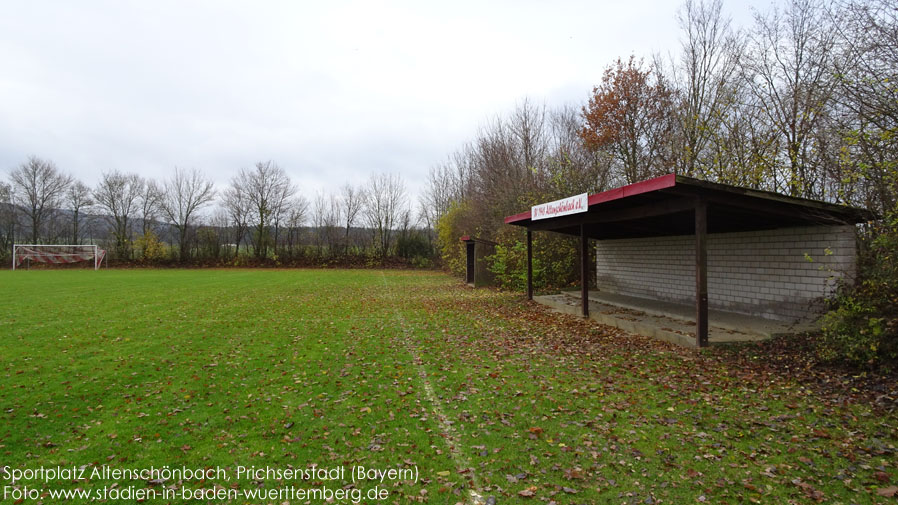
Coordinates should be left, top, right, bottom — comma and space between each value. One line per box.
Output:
380, 272, 487, 505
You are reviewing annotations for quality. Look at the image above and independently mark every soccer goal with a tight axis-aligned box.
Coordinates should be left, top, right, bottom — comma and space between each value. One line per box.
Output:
12, 244, 107, 270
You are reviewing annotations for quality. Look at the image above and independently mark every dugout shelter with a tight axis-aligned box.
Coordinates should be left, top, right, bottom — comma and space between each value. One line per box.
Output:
504, 174, 874, 347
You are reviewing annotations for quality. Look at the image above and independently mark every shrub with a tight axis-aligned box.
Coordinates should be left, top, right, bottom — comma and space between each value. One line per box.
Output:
436, 201, 471, 277
396, 232, 433, 259
410, 255, 433, 269
434, 198, 585, 291
487, 240, 543, 291
485, 227, 581, 292
135, 231, 167, 263
820, 211, 898, 365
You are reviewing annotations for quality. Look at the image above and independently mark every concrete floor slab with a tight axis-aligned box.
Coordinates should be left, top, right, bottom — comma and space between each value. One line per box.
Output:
535, 291, 819, 348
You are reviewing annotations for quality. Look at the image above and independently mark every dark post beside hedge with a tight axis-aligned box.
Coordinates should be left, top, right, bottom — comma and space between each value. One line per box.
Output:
695, 198, 709, 347
526, 230, 533, 300
580, 223, 589, 318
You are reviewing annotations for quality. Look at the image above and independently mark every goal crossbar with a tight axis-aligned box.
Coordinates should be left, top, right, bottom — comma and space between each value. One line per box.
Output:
12, 244, 107, 270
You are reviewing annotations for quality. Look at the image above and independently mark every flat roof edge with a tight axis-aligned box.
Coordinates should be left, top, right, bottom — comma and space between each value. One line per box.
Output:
588, 173, 677, 206
674, 175, 877, 221
504, 173, 876, 226
504, 211, 532, 224
504, 173, 678, 224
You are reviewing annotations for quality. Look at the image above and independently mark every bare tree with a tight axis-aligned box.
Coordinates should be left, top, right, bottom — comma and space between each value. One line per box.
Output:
197, 210, 228, 260
420, 164, 453, 231
9, 156, 72, 244
705, 88, 781, 189
324, 193, 342, 254
311, 191, 327, 253
509, 98, 548, 175
419, 146, 481, 232
66, 181, 93, 245
672, 0, 743, 177
831, 0, 898, 211
139, 179, 163, 236
472, 116, 520, 217
0, 182, 17, 259
311, 191, 342, 255
545, 104, 613, 197
835, 0, 898, 132
270, 180, 296, 256
160, 167, 216, 262
282, 196, 309, 257
339, 183, 364, 253
743, 0, 837, 197
365, 173, 407, 258
94, 171, 144, 259
231, 161, 296, 260
221, 184, 251, 257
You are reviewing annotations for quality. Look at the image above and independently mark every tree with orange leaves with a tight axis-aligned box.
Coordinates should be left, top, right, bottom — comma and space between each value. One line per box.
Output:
580, 56, 675, 184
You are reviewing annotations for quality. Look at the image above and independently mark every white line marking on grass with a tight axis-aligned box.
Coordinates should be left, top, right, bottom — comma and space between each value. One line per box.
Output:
380, 272, 486, 505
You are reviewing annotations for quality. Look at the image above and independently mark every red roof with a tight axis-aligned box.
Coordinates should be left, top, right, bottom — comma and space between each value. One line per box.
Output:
503, 173, 873, 240
504, 173, 677, 224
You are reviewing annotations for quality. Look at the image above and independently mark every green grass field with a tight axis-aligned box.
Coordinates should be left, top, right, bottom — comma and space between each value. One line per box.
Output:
1, 269, 895, 504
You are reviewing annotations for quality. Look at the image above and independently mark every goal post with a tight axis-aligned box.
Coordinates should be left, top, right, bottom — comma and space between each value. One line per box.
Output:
12, 244, 107, 270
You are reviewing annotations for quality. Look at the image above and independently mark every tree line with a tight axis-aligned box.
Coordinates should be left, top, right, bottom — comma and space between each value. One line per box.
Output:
426, 0, 896, 284
423, 0, 896, 364
0, 159, 433, 266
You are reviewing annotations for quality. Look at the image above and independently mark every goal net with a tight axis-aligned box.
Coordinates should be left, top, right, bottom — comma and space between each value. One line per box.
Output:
12, 244, 107, 270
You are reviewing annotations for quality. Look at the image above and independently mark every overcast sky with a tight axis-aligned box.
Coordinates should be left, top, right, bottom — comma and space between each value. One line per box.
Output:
0, 0, 767, 204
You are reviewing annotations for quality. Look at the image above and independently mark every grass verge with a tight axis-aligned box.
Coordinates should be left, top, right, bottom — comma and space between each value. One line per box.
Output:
0, 269, 895, 504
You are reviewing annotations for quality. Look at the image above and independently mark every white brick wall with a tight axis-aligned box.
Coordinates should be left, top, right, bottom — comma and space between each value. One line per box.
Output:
595, 225, 857, 321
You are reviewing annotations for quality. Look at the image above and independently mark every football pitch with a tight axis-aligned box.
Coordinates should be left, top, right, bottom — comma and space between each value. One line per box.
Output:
1, 269, 895, 504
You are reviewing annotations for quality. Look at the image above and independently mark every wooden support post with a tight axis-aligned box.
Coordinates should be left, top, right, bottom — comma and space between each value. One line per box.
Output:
695, 199, 709, 347
526, 229, 533, 300
465, 242, 475, 285
580, 224, 589, 318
